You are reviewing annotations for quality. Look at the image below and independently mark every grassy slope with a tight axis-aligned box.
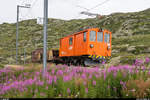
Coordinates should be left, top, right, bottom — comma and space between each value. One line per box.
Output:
0, 8, 150, 65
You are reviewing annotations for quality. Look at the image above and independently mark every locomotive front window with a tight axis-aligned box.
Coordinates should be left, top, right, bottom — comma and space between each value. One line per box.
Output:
104, 33, 110, 43
83, 32, 86, 42
69, 37, 73, 45
90, 31, 96, 41
97, 32, 103, 42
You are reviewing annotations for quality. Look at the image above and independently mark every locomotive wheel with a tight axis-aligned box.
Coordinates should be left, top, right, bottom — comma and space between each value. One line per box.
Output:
84, 59, 101, 67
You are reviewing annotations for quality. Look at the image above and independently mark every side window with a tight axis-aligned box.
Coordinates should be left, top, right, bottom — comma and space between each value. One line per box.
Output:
83, 32, 86, 42
107, 34, 110, 43
97, 32, 103, 42
69, 37, 73, 45
90, 31, 96, 41
104, 33, 110, 43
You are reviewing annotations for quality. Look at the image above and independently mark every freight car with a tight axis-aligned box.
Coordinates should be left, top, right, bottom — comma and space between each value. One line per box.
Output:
32, 27, 112, 66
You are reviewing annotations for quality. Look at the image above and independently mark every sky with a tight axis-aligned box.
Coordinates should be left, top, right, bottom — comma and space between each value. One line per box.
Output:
0, 0, 150, 24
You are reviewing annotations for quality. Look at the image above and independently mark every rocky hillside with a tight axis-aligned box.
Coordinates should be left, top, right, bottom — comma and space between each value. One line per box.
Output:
0, 8, 150, 66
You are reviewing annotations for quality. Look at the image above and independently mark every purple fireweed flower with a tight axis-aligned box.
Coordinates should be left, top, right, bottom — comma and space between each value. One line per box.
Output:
78, 74, 81, 77
103, 71, 107, 80
36, 80, 44, 86
122, 82, 127, 89
129, 68, 133, 74
102, 61, 105, 64
23, 72, 28, 76
19, 88, 24, 92
63, 76, 69, 82
53, 76, 57, 83
135, 59, 144, 66
145, 57, 150, 64
35, 72, 40, 76
48, 75, 52, 80
120, 81, 124, 85
81, 73, 87, 79
88, 74, 92, 79
113, 71, 117, 78
67, 88, 71, 93
35, 89, 38, 93
132, 65, 136, 69
40, 69, 42, 73
40, 92, 46, 96
83, 81, 87, 86
92, 80, 96, 86
107, 67, 112, 73
122, 72, 127, 78
95, 74, 99, 78
33, 77, 37, 81
47, 79, 52, 85
141, 66, 145, 71
135, 69, 139, 74
56, 70, 63, 76
85, 88, 88, 93
122, 65, 129, 70
148, 70, 150, 75
51, 69, 55, 74
46, 86, 48, 90
120, 81, 127, 89
24, 87, 28, 91
83, 68, 86, 73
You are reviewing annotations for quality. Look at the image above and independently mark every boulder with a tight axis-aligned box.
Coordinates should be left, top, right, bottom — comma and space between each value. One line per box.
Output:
127, 46, 136, 52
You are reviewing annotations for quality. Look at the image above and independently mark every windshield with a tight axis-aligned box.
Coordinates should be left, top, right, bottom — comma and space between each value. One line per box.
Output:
104, 33, 110, 43
90, 31, 96, 41
97, 32, 103, 42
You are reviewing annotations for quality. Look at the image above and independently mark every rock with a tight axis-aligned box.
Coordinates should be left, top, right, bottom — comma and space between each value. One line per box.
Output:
109, 56, 121, 66
112, 49, 120, 54
143, 47, 150, 53
127, 46, 136, 52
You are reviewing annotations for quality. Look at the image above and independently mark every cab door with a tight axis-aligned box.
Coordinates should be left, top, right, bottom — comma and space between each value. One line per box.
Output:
96, 31, 104, 56
88, 29, 98, 55
103, 30, 111, 56
68, 36, 74, 56
74, 32, 87, 56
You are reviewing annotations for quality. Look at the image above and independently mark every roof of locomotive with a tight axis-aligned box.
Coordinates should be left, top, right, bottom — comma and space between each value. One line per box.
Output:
60, 27, 105, 40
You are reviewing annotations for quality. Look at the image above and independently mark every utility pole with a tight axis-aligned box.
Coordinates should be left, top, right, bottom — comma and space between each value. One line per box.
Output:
24, 47, 26, 65
43, 0, 48, 77
16, 5, 30, 64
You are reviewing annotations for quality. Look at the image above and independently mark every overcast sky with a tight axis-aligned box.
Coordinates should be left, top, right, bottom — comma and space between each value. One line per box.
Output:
0, 0, 150, 24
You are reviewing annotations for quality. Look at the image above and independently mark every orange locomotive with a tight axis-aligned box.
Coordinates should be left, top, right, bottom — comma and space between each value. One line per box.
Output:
32, 27, 112, 66
59, 28, 111, 66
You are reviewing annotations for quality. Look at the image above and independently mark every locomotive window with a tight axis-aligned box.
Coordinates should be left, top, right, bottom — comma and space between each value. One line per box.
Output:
97, 32, 103, 42
104, 33, 110, 43
69, 37, 73, 45
83, 32, 86, 42
90, 31, 96, 41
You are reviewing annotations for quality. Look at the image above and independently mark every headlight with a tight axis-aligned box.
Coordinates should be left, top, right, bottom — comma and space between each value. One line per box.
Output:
107, 43, 110, 50
90, 44, 94, 48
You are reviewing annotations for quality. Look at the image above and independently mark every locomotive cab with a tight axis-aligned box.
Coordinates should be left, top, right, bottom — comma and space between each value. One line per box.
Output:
88, 28, 111, 60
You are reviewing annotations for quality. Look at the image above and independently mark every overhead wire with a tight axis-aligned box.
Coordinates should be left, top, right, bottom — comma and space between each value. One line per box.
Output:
18, 0, 27, 21
19, 0, 39, 21
88, 0, 111, 11
73, 0, 111, 19
20, 0, 27, 6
